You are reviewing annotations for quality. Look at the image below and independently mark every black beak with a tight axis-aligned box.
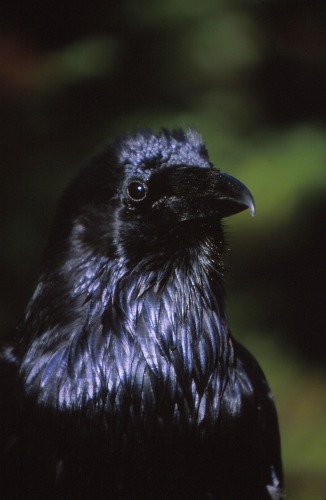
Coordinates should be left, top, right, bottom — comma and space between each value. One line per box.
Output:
152, 167, 255, 222
211, 171, 256, 217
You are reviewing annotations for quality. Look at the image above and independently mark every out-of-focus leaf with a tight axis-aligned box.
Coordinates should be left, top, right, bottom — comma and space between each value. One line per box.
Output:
38, 36, 120, 91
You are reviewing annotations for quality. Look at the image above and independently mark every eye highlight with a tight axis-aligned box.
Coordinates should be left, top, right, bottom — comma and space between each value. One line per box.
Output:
127, 181, 148, 202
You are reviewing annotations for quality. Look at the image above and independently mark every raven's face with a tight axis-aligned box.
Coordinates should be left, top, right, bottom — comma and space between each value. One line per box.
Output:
112, 129, 254, 260
52, 129, 254, 264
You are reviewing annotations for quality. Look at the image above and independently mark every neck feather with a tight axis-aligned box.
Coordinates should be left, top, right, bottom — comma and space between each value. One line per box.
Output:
20, 240, 233, 431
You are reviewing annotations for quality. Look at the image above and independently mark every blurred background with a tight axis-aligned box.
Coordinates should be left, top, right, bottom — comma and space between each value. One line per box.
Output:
0, 0, 325, 497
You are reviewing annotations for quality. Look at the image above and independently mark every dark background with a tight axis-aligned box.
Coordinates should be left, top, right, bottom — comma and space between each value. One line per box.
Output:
1, 1, 325, 497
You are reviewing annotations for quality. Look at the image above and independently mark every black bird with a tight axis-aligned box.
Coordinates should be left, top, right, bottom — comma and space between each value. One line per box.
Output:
0, 129, 283, 499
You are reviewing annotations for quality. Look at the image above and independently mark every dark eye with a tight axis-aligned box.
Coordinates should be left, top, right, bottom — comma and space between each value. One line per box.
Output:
127, 181, 148, 202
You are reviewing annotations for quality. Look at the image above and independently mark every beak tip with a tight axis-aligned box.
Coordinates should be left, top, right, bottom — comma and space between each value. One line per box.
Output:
241, 188, 256, 217
217, 172, 256, 219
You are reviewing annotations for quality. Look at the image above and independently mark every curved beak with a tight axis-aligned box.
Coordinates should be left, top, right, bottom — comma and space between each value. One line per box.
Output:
212, 172, 256, 217
152, 167, 255, 222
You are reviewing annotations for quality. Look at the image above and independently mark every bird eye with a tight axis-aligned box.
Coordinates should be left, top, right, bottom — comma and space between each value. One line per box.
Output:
127, 181, 148, 202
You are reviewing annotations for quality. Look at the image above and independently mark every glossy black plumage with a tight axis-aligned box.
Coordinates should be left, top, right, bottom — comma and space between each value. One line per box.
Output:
0, 129, 283, 499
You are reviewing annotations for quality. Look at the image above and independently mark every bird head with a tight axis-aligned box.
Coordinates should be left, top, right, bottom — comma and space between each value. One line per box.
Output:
47, 129, 254, 266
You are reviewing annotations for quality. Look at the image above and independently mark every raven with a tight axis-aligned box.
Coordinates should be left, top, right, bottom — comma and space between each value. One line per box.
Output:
0, 129, 283, 499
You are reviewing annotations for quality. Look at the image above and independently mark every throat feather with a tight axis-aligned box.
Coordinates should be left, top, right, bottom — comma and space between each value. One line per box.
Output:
21, 247, 232, 427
